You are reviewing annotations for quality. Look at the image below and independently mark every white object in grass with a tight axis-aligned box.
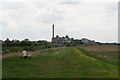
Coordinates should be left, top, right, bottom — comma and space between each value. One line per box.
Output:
28, 54, 32, 57
23, 50, 27, 56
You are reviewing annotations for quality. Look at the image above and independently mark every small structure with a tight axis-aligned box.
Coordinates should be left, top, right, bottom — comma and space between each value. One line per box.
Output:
81, 38, 96, 45
81, 38, 91, 44
23, 50, 28, 59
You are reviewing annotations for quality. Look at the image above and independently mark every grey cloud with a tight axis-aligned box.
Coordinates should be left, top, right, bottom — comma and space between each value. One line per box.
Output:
1, 2, 118, 42
42, 14, 63, 24
60, 2, 80, 5
1, 2, 25, 10
39, 10, 64, 24
105, 2, 117, 15
0, 20, 7, 27
118, 4, 120, 30
33, 2, 44, 8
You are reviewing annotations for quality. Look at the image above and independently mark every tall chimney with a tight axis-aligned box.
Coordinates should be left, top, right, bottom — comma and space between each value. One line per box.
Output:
52, 24, 54, 38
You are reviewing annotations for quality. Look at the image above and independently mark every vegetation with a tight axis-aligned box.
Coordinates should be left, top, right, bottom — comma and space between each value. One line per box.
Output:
1, 38, 119, 55
78, 48, 118, 65
2, 38, 57, 54
3, 47, 118, 78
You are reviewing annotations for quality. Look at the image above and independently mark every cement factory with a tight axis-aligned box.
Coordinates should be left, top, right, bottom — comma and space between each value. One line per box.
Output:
51, 24, 97, 45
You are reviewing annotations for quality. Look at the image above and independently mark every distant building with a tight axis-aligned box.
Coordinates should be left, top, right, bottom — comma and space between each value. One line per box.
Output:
81, 38, 90, 44
52, 35, 73, 44
52, 24, 74, 44
51, 24, 97, 45
81, 38, 96, 45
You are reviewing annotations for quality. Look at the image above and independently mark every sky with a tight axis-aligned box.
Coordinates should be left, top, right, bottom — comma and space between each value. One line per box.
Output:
0, 0, 118, 43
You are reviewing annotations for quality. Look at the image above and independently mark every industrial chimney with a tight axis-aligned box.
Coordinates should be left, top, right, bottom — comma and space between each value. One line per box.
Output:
52, 24, 54, 38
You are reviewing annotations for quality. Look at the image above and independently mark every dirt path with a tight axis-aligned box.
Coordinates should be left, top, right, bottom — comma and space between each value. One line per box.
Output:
2, 47, 65, 59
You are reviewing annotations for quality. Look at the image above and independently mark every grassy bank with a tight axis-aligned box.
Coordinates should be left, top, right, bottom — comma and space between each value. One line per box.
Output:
2, 47, 118, 78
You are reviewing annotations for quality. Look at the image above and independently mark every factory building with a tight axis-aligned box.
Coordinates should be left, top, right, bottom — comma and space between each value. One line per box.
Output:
51, 24, 96, 45
52, 35, 73, 44
81, 38, 96, 45
51, 24, 73, 44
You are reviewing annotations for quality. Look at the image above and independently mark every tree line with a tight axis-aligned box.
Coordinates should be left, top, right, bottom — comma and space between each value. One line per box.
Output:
1, 38, 119, 54
2, 38, 58, 54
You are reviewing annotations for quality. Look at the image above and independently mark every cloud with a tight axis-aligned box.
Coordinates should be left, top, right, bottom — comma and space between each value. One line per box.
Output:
0, 1, 118, 42
1, 2, 25, 10
60, 2, 81, 5
0, 0, 119, 3
39, 8, 64, 24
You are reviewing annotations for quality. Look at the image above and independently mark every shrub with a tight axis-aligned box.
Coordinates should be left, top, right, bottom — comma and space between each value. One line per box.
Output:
3, 50, 10, 54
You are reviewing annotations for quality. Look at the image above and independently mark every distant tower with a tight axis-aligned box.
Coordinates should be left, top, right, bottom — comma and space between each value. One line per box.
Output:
52, 24, 54, 38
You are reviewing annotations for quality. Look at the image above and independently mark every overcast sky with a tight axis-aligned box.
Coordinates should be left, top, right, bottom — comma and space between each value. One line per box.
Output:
0, 0, 118, 42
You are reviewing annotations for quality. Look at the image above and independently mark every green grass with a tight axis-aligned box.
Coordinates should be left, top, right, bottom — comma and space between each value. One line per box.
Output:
88, 50, 118, 60
2, 47, 118, 78
77, 48, 118, 65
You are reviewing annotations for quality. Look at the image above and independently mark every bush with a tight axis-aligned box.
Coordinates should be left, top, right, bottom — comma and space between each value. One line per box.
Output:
10, 47, 23, 52
3, 50, 10, 54
3, 47, 23, 54
23, 46, 35, 51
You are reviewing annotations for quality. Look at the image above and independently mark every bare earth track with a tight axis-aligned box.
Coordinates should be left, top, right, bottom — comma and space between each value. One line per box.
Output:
2, 47, 65, 58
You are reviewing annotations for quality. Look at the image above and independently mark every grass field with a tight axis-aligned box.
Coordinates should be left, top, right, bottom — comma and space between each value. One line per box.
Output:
2, 47, 118, 78
79, 45, 119, 66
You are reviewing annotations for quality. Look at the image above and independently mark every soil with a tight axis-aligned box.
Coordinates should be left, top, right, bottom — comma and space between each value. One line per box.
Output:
2, 47, 65, 59
79, 45, 120, 51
